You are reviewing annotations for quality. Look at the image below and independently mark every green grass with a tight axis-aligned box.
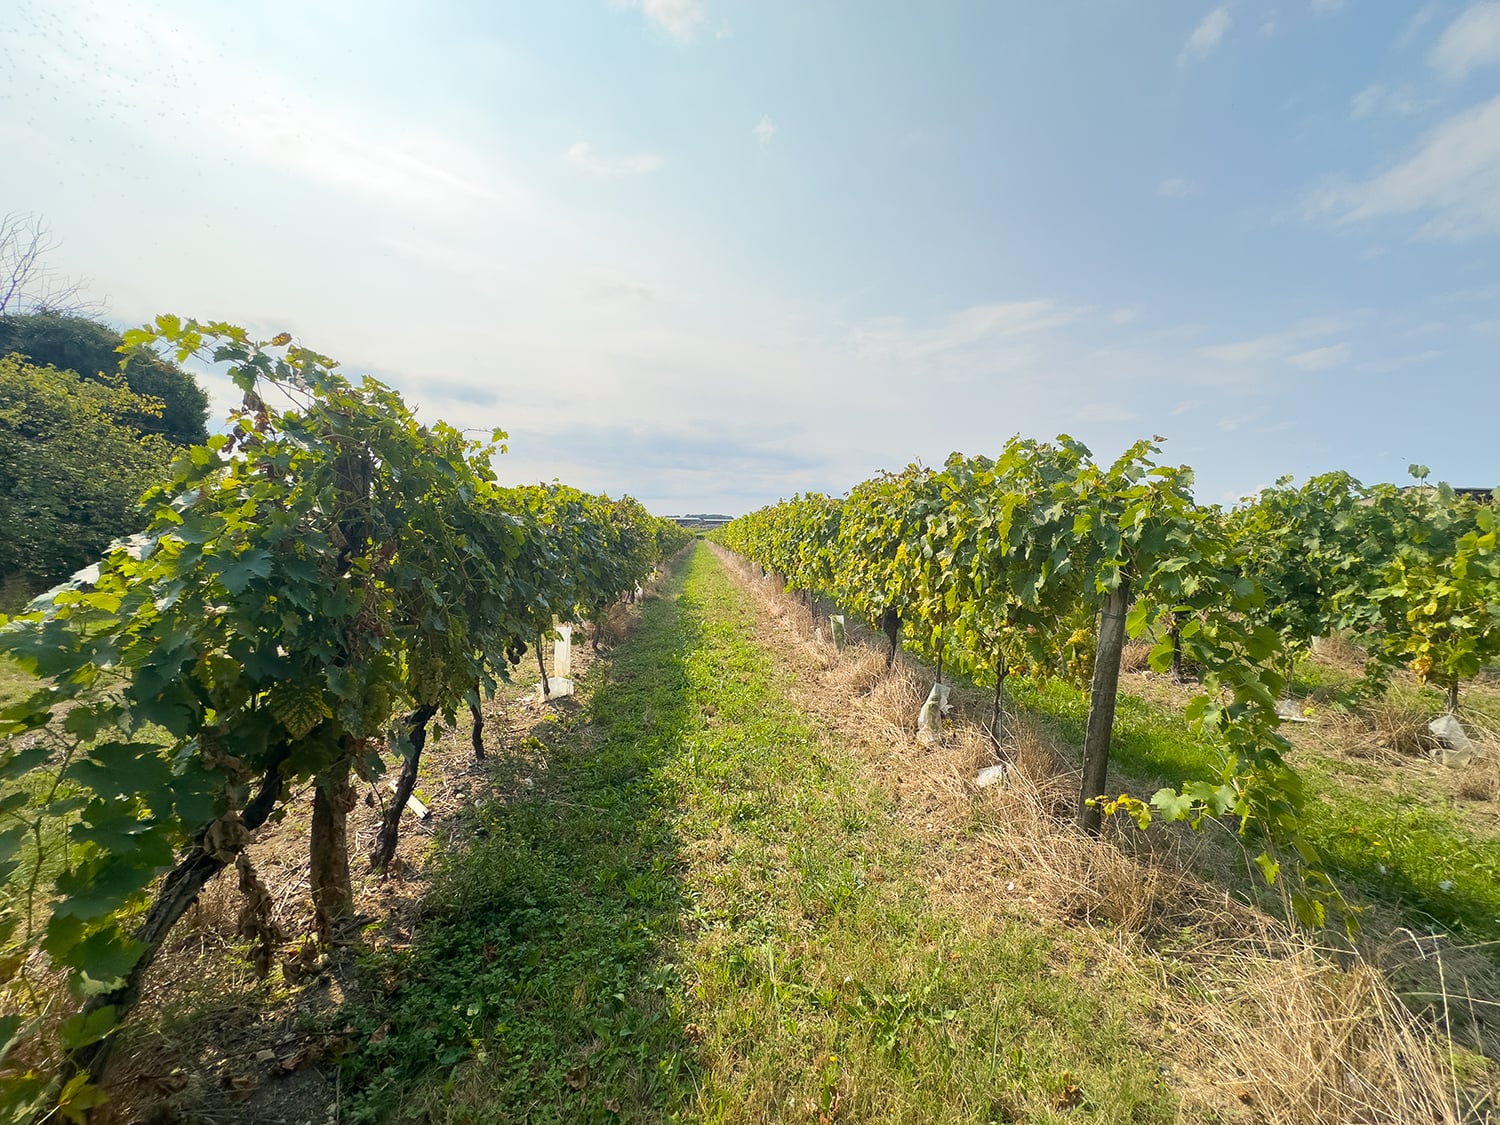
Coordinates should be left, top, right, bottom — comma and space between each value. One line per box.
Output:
0, 655, 35, 711
1006, 668, 1500, 948
340, 546, 1176, 1123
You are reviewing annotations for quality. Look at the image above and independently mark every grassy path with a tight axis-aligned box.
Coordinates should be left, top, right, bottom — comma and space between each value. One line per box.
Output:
345, 544, 1171, 1123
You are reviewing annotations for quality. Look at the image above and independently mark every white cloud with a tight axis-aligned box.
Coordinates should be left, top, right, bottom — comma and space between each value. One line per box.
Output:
1397, 3, 1442, 48
1350, 83, 1434, 120
1358, 349, 1443, 372
7, 0, 511, 215
1180, 7, 1232, 64
1201, 336, 1287, 363
1199, 318, 1347, 364
1170, 399, 1203, 416
615, 0, 706, 43
1289, 342, 1352, 369
1429, 2, 1500, 79
1306, 93, 1500, 240
850, 299, 1079, 364
1350, 85, 1383, 119
752, 115, 777, 148
1111, 307, 1141, 324
1157, 177, 1198, 198
564, 142, 664, 177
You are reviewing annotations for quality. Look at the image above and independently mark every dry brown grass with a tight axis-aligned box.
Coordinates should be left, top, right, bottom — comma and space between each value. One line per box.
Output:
1457, 753, 1500, 804
1369, 927, 1500, 1059
1166, 939, 1489, 1125
1309, 701, 1437, 763
1312, 631, 1371, 668
1121, 638, 1154, 674
709, 545, 1500, 1124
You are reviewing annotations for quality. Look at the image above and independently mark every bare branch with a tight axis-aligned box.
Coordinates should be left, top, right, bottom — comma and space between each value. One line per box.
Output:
0, 210, 102, 316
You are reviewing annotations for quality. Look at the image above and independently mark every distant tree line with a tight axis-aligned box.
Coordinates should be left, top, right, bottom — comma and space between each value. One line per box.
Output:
0, 312, 209, 606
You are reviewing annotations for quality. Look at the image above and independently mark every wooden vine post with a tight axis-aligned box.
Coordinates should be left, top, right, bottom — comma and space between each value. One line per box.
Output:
1078, 580, 1130, 836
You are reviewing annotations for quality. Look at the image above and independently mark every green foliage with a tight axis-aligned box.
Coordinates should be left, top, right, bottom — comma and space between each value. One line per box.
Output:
1226, 471, 1370, 663
718, 435, 1325, 924
0, 313, 209, 446
1230, 468, 1500, 710
1343, 472, 1500, 707
0, 316, 686, 1121
0, 354, 176, 596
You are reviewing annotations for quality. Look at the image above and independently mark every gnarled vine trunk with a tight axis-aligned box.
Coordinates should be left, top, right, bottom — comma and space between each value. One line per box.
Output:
881, 608, 900, 669
470, 699, 486, 761
63, 753, 287, 1090
309, 758, 355, 940
371, 704, 438, 874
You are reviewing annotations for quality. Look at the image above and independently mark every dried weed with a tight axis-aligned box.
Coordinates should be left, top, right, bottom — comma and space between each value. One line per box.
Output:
1168, 938, 1490, 1125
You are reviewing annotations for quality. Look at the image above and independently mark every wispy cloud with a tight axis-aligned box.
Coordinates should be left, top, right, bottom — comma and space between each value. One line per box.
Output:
850, 299, 1078, 364
10, 0, 508, 214
1289, 342, 1352, 370
1201, 337, 1285, 363
1350, 83, 1434, 120
1180, 7, 1232, 64
1157, 176, 1199, 198
1396, 3, 1442, 48
752, 115, 777, 148
1199, 318, 1347, 364
1357, 349, 1443, 372
581, 270, 660, 303
614, 0, 706, 43
1305, 93, 1500, 240
1428, 2, 1500, 80
1111, 307, 1141, 324
564, 142, 664, 177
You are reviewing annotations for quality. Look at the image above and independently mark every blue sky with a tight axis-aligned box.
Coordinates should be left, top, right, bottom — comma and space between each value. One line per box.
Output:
2, 0, 1497, 512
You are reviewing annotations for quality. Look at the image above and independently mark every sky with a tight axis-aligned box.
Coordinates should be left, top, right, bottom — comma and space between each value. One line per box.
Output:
2, 0, 1497, 514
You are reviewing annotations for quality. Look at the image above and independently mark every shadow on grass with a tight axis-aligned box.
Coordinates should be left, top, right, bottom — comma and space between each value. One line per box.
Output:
338, 568, 703, 1124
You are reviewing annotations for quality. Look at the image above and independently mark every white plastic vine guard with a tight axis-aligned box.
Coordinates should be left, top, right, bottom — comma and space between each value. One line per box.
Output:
829, 615, 847, 651
1428, 714, 1474, 767
974, 765, 1007, 789
916, 681, 952, 747
554, 623, 573, 678
1275, 698, 1311, 723
387, 779, 431, 820
539, 676, 575, 701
